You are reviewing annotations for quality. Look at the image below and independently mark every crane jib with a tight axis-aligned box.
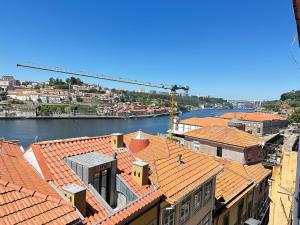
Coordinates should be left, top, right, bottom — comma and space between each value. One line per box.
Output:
16, 63, 189, 92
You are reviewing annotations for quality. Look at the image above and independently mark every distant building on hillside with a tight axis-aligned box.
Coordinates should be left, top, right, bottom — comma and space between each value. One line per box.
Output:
0, 75, 16, 90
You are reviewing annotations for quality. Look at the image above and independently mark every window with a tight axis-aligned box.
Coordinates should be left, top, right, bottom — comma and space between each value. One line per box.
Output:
217, 147, 222, 157
201, 213, 210, 225
163, 208, 175, 225
92, 169, 110, 201
247, 201, 252, 218
193, 141, 200, 151
193, 188, 202, 211
180, 197, 190, 224
259, 182, 263, 193
223, 213, 229, 225
257, 127, 261, 133
204, 181, 212, 202
237, 200, 244, 225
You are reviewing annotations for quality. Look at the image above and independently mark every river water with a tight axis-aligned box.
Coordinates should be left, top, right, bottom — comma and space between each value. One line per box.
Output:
0, 109, 252, 147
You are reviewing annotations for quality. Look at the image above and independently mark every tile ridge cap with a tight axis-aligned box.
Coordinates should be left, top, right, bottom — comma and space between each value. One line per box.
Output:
32, 135, 111, 145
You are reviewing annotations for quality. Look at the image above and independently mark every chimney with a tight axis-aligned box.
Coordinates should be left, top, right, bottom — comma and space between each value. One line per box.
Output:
62, 184, 86, 217
178, 154, 184, 165
111, 133, 124, 148
129, 130, 150, 153
132, 161, 149, 186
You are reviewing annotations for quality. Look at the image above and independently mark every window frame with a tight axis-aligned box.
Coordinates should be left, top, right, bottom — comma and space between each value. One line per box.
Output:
193, 187, 203, 212
201, 212, 210, 225
162, 208, 175, 225
204, 180, 212, 203
216, 146, 222, 157
180, 196, 191, 224
193, 141, 200, 152
223, 213, 229, 225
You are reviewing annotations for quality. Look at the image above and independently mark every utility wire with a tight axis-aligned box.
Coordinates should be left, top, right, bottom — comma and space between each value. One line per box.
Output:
290, 33, 300, 70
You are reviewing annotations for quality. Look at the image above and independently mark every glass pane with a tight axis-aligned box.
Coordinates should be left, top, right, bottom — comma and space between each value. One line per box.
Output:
93, 171, 100, 193
101, 169, 107, 200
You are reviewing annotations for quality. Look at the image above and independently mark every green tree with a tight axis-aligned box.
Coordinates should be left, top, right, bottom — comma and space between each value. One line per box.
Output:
289, 108, 300, 123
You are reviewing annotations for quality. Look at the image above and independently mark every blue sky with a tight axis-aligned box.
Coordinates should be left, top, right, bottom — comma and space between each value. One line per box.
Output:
0, 0, 299, 100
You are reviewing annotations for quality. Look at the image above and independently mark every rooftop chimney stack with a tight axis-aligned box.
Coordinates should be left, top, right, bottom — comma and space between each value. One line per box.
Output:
132, 161, 149, 186
178, 154, 184, 165
111, 133, 124, 148
129, 130, 150, 153
62, 184, 86, 217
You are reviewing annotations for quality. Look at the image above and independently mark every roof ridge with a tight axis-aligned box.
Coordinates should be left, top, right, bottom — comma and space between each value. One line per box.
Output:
224, 165, 252, 181
0, 178, 73, 206
32, 135, 111, 145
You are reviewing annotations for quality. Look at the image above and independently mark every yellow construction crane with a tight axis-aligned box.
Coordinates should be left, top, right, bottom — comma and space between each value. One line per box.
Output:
17, 63, 189, 138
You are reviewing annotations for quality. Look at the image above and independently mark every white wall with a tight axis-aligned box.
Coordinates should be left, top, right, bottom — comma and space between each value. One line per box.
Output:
23, 148, 45, 179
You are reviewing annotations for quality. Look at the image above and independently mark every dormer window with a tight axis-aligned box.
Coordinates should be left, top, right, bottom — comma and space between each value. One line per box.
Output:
64, 152, 117, 207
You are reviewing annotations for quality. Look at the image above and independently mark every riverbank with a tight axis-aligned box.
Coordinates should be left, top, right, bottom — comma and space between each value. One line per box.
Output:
0, 109, 253, 147
0, 112, 170, 120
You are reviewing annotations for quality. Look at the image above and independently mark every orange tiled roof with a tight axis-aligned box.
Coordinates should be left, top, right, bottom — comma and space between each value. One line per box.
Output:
215, 158, 271, 207
244, 163, 271, 183
0, 141, 58, 197
180, 117, 228, 127
215, 159, 253, 203
124, 132, 223, 204
221, 112, 285, 121
0, 140, 80, 224
0, 179, 80, 224
29, 136, 162, 225
184, 125, 263, 148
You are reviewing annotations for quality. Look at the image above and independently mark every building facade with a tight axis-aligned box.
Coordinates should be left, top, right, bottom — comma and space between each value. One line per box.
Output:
183, 125, 263, 165
220, 112, 288, 136
124, 131, 223, 225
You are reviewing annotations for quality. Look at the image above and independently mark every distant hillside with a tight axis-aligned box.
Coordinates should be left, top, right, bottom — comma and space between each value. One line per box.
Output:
45, 77, 233, 110
262, 90, 300, 123
114, 90, 233, 111
262, 90, 300, 111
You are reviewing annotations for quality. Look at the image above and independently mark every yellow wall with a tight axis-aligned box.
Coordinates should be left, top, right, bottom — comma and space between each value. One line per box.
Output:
129, 205, 158, 225
269, 151, 297, 225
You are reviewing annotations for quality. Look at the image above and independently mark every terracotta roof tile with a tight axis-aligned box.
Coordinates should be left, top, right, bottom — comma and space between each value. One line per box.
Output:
124, 132, 223, 204
244, 163, 271, 183
184, 125, 263, 148
180, 117, 228, 127
29, 135, 162, 225
0, 141, 57, 197
215, 159, 271, 207
215, 160, 252, 203
0, 141, 80, 224
221, 112, 285, 121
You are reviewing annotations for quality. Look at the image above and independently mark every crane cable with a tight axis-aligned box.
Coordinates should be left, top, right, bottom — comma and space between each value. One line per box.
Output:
290, 33, 300, 70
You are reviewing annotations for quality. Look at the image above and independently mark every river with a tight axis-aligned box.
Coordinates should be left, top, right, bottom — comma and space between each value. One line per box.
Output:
0, 109, 252, 147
